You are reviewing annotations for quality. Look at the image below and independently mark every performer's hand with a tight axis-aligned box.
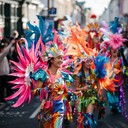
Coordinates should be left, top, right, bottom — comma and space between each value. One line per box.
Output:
31, 89, 36, 96
114, 68, 121, 74
74, 91, 83, 97
10, 39, 16, 45
82, 86, 88, 91
77, 112, 84, 123
98, 89, 103, 98
40, 100, 45, 109
48, 82, 59, 89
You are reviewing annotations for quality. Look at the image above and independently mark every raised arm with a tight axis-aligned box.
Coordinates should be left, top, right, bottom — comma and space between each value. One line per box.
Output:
0, 40, 15, 62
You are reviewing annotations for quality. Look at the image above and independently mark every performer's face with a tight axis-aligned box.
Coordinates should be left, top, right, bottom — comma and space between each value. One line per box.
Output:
83, 59, 92, 69
52, 56, 63, 68
110, 49, 118, 57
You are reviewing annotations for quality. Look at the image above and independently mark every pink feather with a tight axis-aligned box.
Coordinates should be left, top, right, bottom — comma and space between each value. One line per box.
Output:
5, 86, 25, 100
22, 47, 31, 62
16, 44, 26, 63
9, 78, 25, 85
12, 86, 29, 107
5, 40, 42, 107
10, 60, 25, 71
17, 57, 27, 68
108, 34, 126, 50
62, 59, 73, 67
53, 30, 58, 44
12, 84, 23, 89
12, 67, 25, 73
9, 73, 25, 77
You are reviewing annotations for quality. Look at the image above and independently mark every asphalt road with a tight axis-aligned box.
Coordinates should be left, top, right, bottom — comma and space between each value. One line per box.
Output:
0, 88, 128, 128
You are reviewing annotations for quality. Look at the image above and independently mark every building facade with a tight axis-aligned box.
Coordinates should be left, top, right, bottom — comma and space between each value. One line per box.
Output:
99, 0, 128, 37
0, 0, 19, 38
0, 0, 44, 38
0, 0, 87, 38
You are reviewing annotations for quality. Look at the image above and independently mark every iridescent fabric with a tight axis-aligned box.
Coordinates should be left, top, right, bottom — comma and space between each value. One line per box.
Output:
78, 70, 98, 109
107, 58, 124, 113
77, 70, 98, 128
32, 68, 73, 128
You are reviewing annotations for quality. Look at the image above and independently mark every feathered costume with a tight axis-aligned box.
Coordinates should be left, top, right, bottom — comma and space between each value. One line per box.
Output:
84, 14, 102, 51
100, 17, 128, 120
5, 16, 74, 128
65, 22, 116, 128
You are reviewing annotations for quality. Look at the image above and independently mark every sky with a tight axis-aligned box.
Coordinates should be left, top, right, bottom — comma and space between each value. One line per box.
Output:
77, 0, 111, 16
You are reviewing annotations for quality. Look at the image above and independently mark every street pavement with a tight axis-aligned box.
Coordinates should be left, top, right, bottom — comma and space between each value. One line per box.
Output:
0, 87, 128, 128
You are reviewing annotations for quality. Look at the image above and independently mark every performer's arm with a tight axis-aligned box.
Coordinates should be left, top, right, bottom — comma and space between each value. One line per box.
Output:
0, 40, 15, 62
75, 76, 88, 92
36, 80, 43, 88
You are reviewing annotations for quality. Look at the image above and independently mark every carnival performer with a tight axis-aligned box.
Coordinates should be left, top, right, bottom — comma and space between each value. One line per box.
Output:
75, 53, 109, 128
5, 16, 81, 128
76, 56, 98, 128
64, 22, 115, 128
31, 44, 73, 128
85, 14, 102, 51
105, 35, 126, 114
100, 17, 128, 120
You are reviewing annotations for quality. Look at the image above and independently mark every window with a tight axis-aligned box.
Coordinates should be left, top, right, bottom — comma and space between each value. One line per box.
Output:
0, 2, 3, 16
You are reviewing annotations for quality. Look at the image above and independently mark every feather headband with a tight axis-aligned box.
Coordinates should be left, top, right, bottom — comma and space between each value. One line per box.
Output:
108, 33, 126, 50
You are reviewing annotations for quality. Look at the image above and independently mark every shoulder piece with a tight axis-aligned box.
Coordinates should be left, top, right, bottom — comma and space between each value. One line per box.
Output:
30, 68, 47, 82
77, 71, 82, 77
61, 71, 74, 82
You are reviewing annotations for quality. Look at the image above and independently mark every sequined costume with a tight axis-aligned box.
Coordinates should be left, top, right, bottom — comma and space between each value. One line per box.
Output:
77, 69, 98, 128
107, 58, 125, 113
32, 68, 73, 128
100, 17, 128, 120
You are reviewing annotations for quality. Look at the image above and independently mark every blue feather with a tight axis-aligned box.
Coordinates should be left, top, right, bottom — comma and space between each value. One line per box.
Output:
27, 22, 40, 42
37, 15, 54, 44
24, 15, 54, 49
94, 54, 109, 78
37, 15, 46, 41
109, 17, 119, 34
25, 31, 34, 49
43, 22, 54, 43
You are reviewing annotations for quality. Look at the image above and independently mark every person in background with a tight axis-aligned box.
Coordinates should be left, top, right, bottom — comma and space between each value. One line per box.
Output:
121, 37, 128, 87
0, 38, 15, 103
105, 34, 128, 120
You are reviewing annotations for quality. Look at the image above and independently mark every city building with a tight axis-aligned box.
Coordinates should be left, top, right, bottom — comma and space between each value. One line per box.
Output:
0, 0, 87, 38
0, 0, 44, 38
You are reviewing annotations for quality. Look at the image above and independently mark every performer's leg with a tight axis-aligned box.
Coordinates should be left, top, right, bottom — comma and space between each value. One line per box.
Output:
83, 104, 97, 128
52, 112, 64, 128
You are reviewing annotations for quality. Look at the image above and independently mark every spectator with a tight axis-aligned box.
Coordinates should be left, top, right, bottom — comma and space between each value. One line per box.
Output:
0, 38, 15, 103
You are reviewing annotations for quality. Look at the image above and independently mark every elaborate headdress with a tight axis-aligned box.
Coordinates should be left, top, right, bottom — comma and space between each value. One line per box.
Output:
43, 43, 63, 61
65, 22, 116, 92
84, 14, 102, 50
100, 17, 126, 51
108, 33, 126, 50
64, 22, 99, 75
5, 16, 67, 107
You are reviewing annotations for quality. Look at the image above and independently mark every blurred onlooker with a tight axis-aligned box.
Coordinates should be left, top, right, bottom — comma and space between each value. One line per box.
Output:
0, 38, 15, 103
7, 30, 19, 64
123, 38, 128, 87
10, 30, 19, 40
123, 38, 128, 65
120, 37, 128, 87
